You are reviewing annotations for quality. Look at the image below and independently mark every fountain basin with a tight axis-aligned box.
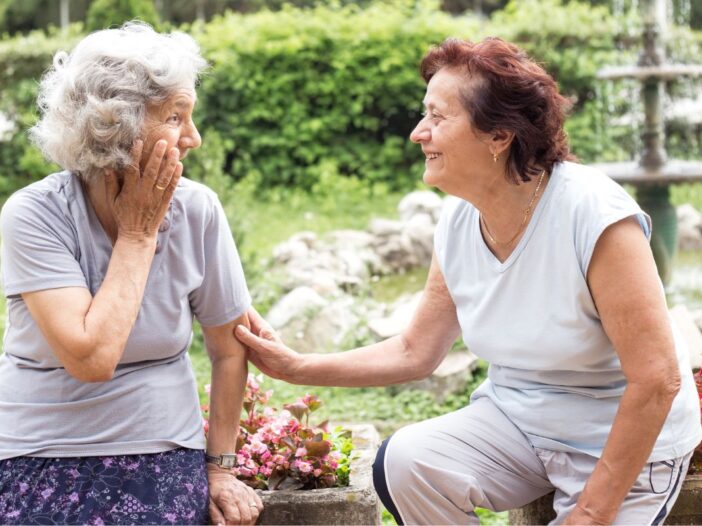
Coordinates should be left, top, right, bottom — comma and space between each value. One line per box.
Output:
598, 64, 702, 81
592, 160, 702, 184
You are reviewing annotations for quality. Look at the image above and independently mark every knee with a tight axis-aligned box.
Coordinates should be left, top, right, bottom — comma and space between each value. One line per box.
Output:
375, 424, 428, 487
372, 434, 405, 524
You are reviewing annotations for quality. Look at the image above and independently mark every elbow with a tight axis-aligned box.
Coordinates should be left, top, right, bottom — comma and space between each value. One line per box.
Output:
70, 366, 115, 383
638, 366, 681, 403
402, 334, 441, 382
63, 343, 119, 383
65, 361, 116, 383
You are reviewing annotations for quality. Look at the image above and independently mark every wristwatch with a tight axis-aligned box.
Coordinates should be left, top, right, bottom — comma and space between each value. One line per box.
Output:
205, 453, 237, 469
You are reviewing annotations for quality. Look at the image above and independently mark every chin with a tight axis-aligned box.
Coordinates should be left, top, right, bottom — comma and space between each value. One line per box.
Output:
422, 170, 441, 189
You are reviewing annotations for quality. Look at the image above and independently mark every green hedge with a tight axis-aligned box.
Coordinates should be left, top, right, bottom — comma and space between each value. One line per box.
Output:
194, 1, 479, 191
1, 0, 700, 199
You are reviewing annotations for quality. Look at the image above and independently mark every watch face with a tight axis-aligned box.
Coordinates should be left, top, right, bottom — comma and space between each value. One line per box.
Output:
221, 454, 237, 469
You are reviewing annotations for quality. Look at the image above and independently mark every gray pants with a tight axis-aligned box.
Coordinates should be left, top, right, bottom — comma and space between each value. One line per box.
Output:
373, 397, 691, 525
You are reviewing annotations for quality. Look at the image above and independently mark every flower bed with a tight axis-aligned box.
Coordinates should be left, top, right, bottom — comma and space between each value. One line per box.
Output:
202, 375, 353, 490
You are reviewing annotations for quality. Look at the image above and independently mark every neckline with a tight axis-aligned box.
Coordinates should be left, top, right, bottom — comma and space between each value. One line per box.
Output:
475, 164, 560, 272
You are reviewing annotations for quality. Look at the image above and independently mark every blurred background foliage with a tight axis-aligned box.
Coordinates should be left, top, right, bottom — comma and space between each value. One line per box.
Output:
0, 0, 701, 199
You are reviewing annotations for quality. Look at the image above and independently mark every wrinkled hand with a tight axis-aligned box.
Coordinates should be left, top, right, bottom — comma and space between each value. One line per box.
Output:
208, 464, 263, 525
105, 139, 182, 242
234, 307, 303, 382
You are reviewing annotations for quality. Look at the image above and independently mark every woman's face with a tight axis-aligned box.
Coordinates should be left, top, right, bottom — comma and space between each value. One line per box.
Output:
410, 68, 494, 195
140, 87, 201, 170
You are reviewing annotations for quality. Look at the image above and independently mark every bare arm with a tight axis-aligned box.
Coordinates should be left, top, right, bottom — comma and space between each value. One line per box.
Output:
202, 313, 263, 526
22, 141, 182, 382
203, 313, 250, 461
235, 255, 462, 387
565, 217, 681, 525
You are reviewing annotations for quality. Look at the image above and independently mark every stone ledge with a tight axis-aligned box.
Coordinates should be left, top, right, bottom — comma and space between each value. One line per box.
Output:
509, 473, 702, 525
256, 424, 380, 525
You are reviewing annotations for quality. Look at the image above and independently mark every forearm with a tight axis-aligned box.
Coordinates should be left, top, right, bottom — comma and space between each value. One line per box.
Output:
576, 380, 679, 522
292, 334, 438, 387
79, 237, 157, 369
207, 352, 248, 456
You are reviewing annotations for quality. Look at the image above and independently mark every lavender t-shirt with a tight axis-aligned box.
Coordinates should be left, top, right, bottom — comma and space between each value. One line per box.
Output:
0, 171, 250, 459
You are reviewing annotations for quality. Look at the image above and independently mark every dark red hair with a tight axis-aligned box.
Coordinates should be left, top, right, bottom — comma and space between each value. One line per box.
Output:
420, 37, 573, 184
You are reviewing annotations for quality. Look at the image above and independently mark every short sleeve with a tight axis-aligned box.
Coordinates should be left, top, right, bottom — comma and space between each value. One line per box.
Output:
188, 195, 251, 327
575, 175, 652, 275
0, 191, 87, 297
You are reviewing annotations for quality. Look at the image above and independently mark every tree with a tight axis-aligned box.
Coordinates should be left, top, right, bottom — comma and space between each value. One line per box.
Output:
86, 0, 161, 31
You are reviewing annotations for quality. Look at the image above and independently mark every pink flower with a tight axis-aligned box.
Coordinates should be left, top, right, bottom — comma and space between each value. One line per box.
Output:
313, 468, 322, 477
247, 374, 260, 392
294, 460, 313, 473
295, 447, 307, 457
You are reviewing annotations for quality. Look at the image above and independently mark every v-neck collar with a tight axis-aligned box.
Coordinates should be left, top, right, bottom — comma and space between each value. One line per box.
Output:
69, 171, 174, 291
474, 165, 560, 273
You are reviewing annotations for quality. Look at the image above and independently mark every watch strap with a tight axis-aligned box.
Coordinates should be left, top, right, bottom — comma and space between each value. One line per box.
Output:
205, 453, 237, 469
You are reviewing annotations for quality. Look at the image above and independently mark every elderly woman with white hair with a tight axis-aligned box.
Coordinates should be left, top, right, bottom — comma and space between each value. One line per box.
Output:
0, 23, 261, 525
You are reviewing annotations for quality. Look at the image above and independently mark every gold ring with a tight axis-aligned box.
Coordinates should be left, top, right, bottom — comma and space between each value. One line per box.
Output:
155, 184, 167, 191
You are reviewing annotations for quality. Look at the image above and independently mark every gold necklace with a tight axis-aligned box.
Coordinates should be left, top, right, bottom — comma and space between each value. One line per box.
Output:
480, 170, 546, 246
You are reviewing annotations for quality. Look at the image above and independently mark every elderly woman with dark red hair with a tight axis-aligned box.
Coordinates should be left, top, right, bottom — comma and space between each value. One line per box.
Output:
235, 37, 701, 525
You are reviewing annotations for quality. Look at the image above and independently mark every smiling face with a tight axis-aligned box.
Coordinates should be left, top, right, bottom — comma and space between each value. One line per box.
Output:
140, 87, 201, 170
410, 68, 495, 196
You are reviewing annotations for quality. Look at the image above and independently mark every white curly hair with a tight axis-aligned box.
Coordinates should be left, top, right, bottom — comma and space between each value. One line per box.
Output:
29, 22, 208, 182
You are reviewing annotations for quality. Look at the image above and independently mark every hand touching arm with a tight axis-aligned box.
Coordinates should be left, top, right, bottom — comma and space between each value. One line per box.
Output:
236, 255, 462, 387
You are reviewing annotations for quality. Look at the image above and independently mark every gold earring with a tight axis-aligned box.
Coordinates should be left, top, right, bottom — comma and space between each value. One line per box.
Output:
493, 152, 499, 163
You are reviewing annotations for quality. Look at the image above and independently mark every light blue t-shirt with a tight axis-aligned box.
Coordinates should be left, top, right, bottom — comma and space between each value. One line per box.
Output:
0, 171, 251, 459
434, 161, 702, 461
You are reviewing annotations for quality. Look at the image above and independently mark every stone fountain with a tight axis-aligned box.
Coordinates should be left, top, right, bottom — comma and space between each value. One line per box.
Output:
592, 0, 702, 286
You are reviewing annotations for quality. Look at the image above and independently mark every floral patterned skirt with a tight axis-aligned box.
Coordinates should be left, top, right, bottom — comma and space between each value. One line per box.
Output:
0, 448, 209, 525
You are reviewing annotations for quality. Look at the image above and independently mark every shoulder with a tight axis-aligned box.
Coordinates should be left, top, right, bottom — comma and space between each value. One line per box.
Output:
552, 161, 633, 205
172, 177, 223, 223
550, 161, 640, 222
1, 171, 76, 230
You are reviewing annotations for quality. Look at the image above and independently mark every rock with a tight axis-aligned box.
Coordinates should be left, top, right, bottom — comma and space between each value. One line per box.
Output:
335, 248, 370, 281
272, 295, 360, 354
402, 351, 480, 402
670, 305, 702, 370
677, 204, 702, 251
303, 296, 360, 350
257, 424, 381, 525
368, 292, 422, 339
371, 232, 417, 272
266, 287, 327, 329
403, 212, 435, 267
369, 218, 403, 237
328, 230, 375, 250
272, 240, 309, 265
397, 191, 443, 223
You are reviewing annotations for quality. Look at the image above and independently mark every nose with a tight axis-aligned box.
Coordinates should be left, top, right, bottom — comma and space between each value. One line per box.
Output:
410, 117, 430, 144
180, 120, 201, 150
